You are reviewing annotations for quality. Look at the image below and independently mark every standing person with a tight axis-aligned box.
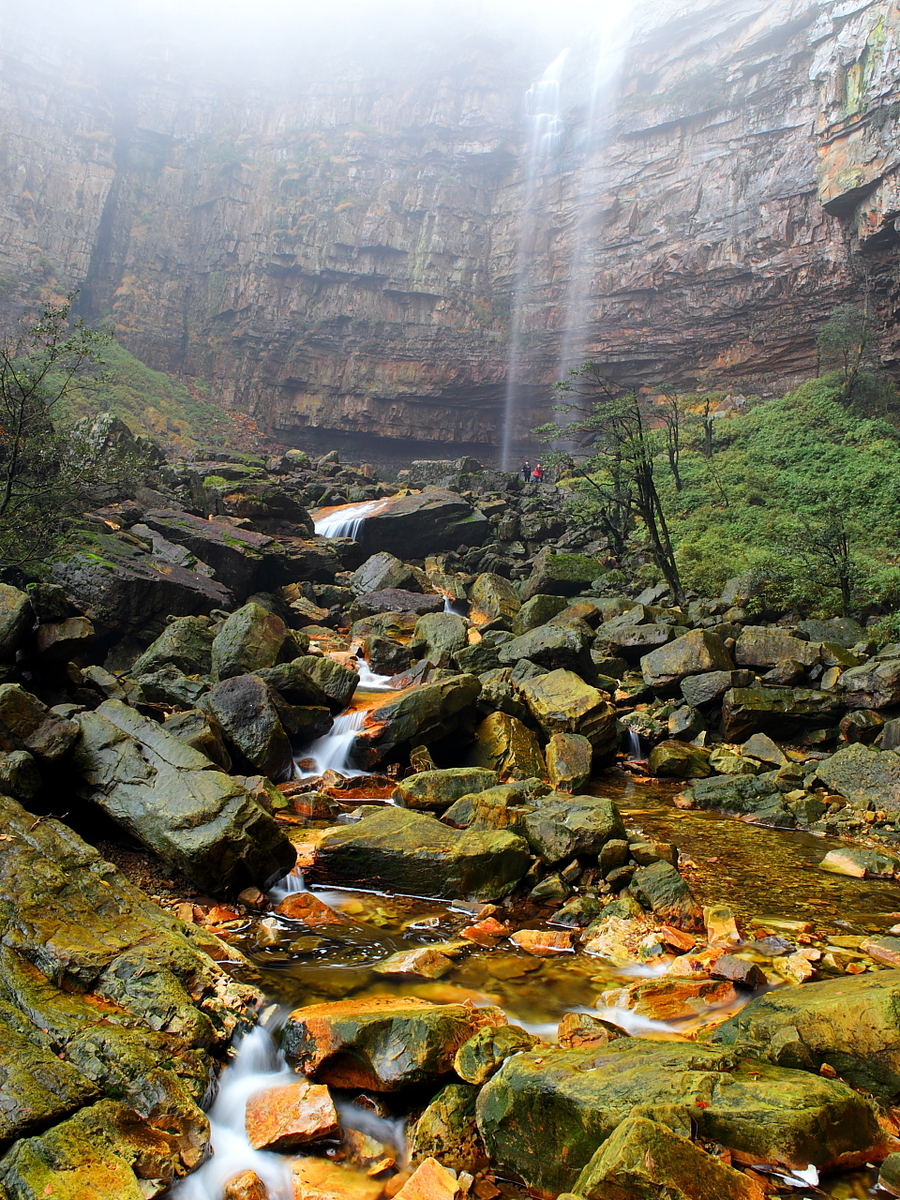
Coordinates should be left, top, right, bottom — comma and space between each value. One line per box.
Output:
532, 462, 544, 483
522, 459, 531, 482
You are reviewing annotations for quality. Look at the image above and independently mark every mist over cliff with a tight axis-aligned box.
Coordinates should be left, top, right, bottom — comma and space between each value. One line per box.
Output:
1, 0, 898, 456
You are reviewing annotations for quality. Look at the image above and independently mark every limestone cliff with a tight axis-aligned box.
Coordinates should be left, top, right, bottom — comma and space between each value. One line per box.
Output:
0, 0, 898, 453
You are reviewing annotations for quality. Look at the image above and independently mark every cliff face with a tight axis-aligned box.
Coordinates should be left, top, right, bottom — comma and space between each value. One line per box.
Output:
1, 0, 898, 453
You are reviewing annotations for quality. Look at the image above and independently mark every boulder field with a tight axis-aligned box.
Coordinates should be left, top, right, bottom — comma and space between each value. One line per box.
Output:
3, 448, 900, 1196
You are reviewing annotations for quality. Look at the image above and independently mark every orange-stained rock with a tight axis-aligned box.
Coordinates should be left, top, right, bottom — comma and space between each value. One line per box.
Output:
557, 1011, 618, 1050
600, 977, 738, 1022
460, 918, 509, 946
704, 904, 741, 946
509, 929, 573, 956
373, 947, 454, 979
246, 1079, 339, 1150
224, 1170, 271, 1200
281, 996, 507, 1091
289, 1156, 386, 1200
665, 946, 727, 978
392, 1157, 463, 1200
661, 925, 697, 952
275, 891, 345, 925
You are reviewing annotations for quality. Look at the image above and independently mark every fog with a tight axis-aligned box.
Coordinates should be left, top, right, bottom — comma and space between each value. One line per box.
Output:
6, 0, 641, 84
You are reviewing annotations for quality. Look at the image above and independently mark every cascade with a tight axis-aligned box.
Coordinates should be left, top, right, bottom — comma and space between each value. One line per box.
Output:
312, 500, 384, 540
500, 48, 568, 470
295, 708, 369, 778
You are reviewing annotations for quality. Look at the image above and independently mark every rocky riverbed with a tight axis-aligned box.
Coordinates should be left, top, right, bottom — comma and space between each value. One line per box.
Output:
3, 446, 900, 1199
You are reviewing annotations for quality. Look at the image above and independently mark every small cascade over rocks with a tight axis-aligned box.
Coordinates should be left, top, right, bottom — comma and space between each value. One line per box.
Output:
295, 708, 369, 778
313, 500, 384, 539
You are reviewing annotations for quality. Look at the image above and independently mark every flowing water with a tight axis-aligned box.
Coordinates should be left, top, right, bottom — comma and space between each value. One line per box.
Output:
312, 500, 385, 540
294, 709, 369, 778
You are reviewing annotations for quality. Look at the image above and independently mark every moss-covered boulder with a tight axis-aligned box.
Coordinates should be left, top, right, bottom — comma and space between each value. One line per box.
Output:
735, 626, 820, 670
814, 741, 900, 810
722, 685, 841, 741
573, 1116, 768, 1200
354, 674, 481, 767
411, 612, 469, 668
163, 708, 232, 771
476, 1040, 882, 1195
838, 658, 900, 710
709, 969, 900, 1096
545, 733, 592, 793
409, 1083, 486, 1173
468, 572, 520, 627
465, 712, 547, 779
520, 669, 618, 755
350, 551, 419, 596
684, 772, 795, 826
291, 654, 359, 709
131, 615, 215, 677
281, 997, 506, 1090
210, 602, 290, 682
641, 630, 733, 691
142, 507, 285, 594
74, 699, 295, 893
393, 767, 498, 812
647, 740, 711, 780
523, 794, 626, 866
0, 584, 33, 662
0, 685, 78, 763
453, 1023, 539, 1085
523, 549, 603, 601
512, 594, 570, 636
498, 623, 593, 674
307, 807, 532, 900
628, 860, 703, 931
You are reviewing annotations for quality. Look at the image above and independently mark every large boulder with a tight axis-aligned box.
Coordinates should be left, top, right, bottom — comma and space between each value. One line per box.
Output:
523, 794, 625, 865
640, 629, 733, 691
0, 584, 33, 661
350, 552, 420, 596
281, 997, 506, 1091
0, 685, 78, 762
722, 685, 841, 741
393, 767, 498, 812
685, 772, 795, 826
141, 508, 285, 595
291, 655, 359, 709
839, 658, 900, 710
306, 807, 532, 900
710, 970, 900, 1097
210, 602, 290, 682
356, 588, 445, 615
546, 732, 592, 792
814, 741, 900, 809
468, 573, 520, 626
322, 491, 489, 558
511, 594, 570, 635
73, 699, 295, 893
734, 626, 820, 669
411, 613, 469, 668
497, 623, 593, 674
353, 674, 481, 767
476, 1040, 882, 1195
131, 616, 215, 678
520, 669, 618, 755
628, 860, 703, 930
465, 712, 547, 778
201, 674, 295, 779
522, 549, 603, 601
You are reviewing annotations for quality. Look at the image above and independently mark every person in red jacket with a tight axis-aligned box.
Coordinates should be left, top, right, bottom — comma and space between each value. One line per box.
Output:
532, 462, 544, 483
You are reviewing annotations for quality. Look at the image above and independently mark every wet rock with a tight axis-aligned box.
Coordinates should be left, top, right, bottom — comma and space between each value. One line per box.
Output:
685, 772, 795, 826
840, 709, 885, 743
0, 685, 78, 762
821, 847, 900, 878
393, 767, 498, 812
354, 674, 480, 768
350, 490, 489, 559
498, 624, 593, 674
735, 626, 820, 669
142, 508, 284, 594
394, 1157, 464, 1200
468, 572, 520, 627
523, 794, 626, 865
465, 712, 546, 779
351, 551, 420, 595
860, 936, 900, 967
647, 740, 711, 780
512, 594, 570, 635
288, 1157, 385, 1200
281, 996, 506, 1090
362, 634, 412, 676
131, 616, 215, 677
412, 613, 469, 667
880, 1153, 900, 1198
640, 629, 733, 691
201, 674, 294, 779
0, 750, 41, 801
510, 929, 574, 956
373, 947, 455, 979
224, 1172, 270, 1200
410, 1083, 485, 1173
546, 732, 592, 792
629, 861, 703, 931
523, 549, 603, 601
573, 1115, 767, 1200
454, 1024, 539, 1085
33, 616, 95, 661
838, 658, 900, 709
520, 669, 618, 754
255, 659, 332, 708
211, 602, 289, 682
476, 1040, 882, 1195
275, 892, 344, 925
292, 655, 359, 708
245, 1079, 339, 1150
164, 708, 232, 771
74, 699, 295, 893
557, 1012, 620, 1049
308, 807, 532, 900
0, 584, 33, 661
600, 977, 737, 1022
815, 741, 900, 809
710, 970, 900, 1096
712, 955, 767, 990
722, 685, 841, 741
443, 781, 544, 834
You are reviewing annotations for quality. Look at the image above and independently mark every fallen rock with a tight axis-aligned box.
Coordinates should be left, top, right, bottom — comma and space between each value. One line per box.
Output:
520, 669, 618, 754
498, 623, 593, 674
353, 674, 481, 767
647, 740, 711, 780
454, 1024, 539, 1085
512, 594, 570, 635
164, 708, 232, 771
34, 615, 95, 661
393, 767, 499, 812
308, 807, 532, 901
292, 654, 360, 708
523, 794, 626, 865
722, 685, 841, 741
509, 929, 574, 956
211, 602, 289, 682
373, 947, 455, 979
465, 712, 547, 779
412, 612, 468, 667
131, 616, 215, 677
201, 674, 295, 779
245, 1079, 339, 1150
142, 508, 284, 595
281, 996, 505, 1090
599, 976, 737, 1022
0, 584, 33, 661
73, 699, 295, 894
468, 573, 520, 627
629, 861, 703, 931
0, 684, 78, 762
735, 626, 820, 669
546, 732, 592, 792
640, 629, 733, 691
815, 741, 900, 810
684, 772, 795, 827
821, 847, 900, 878
839, 658, 900, 710
288, 1157, 385, 1200
523, 549, 603, 601
410, 1083, 485, 1174
343, 490, 489, 559
351, 551, 420, 595
393, 1157, 464, 1200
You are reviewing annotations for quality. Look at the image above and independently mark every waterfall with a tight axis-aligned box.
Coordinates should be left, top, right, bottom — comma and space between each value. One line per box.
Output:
295, 709, 368, 778
443, 596, 468, 616
624, 728, 643, 760
313, 500, 383, 540
500, 49, 568, 470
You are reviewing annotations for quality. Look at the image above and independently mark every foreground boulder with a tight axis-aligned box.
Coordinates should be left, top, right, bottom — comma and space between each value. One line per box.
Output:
282, 997, 506, 1091
307, 807, 532, 900
814, 741, 900, 809
522, 794, 626, 865
211, 602, 290, 681
353, 674, 481, 767
519, 669, 618, 755
393, 767, 498, 812
476, 1040, 882, 1195
73, 700, 295, 894
710, 970, 900, 1096
201, 674, 296, 779
640, 629, 733, 691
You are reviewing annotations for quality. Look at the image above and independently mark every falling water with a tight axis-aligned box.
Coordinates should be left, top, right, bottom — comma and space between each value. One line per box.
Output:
624, 728, 643, 760
313, 500, 383, 540
167, 1024, 294, 1200
500, 48, 568, 470
295, 709, 368, 778
442, 596, 469, 617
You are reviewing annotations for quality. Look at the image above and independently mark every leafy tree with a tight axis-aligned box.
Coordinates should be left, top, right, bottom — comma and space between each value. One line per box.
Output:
0, 296, 147, 570
817, 302, 869, 400
780, 509, 855, 617
537, 362, 685, 604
